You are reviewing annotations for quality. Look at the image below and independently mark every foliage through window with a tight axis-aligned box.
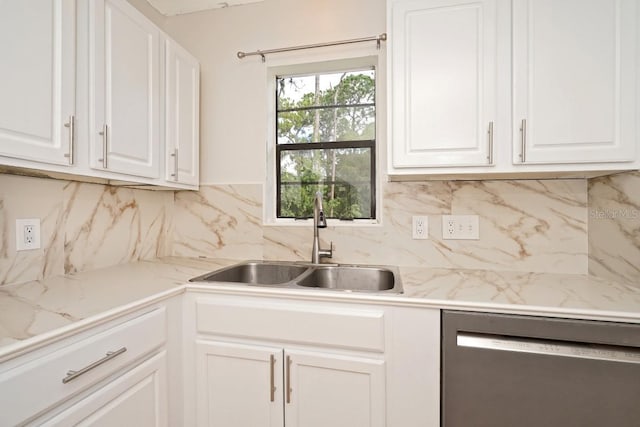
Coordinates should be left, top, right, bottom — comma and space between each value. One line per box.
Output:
276, 68, 376, 220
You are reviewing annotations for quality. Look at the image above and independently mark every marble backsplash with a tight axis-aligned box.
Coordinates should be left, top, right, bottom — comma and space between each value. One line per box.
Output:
3, 170, 637, 287
0, 174, 172, 286
588, 171, 640, 285
172, 179, 589, 275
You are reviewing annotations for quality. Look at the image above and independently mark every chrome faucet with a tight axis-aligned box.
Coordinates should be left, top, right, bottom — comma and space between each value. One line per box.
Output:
311, 191, 333, 264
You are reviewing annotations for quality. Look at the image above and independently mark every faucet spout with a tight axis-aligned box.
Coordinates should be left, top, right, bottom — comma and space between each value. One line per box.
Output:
311, 191, 333, 264
315, 191, 327, 228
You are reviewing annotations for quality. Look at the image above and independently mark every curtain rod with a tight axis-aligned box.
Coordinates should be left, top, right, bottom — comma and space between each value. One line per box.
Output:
237, 33, 387, 62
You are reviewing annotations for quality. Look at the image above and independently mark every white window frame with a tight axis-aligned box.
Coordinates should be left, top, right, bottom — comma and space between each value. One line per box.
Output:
265, 55, 384, 226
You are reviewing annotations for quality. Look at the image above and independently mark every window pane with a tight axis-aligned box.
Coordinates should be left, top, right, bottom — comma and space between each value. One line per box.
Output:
279, 148, 373, 219
277, 105, 375, 144
277, 70, 375, 110
276, 70, 375, 144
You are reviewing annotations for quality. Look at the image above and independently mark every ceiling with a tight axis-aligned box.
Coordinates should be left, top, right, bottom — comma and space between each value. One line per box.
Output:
146, 0, 263, 16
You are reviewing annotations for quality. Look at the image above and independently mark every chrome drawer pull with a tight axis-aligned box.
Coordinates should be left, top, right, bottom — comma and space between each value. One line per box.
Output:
286, 355, 292, 404
98, 124, 108, 169
63, 115, 75, 165
487, 121, 494, 165
170, 148, 179, 180
519, 118, 527, 163
62, 347, 127, 384
269, 354, 276, 402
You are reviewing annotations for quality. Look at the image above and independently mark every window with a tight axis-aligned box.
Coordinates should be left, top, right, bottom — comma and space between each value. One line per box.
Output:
276, 68, 376, 220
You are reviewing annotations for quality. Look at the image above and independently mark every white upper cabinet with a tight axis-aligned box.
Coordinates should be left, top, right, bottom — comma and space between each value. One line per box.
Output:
389, 0, 498, 168
165, 39, 200, 187
388, 0, 639, 178
89, 0, 161, 179
513, 0, 637, 165
0, 0, 76, 166
0, 0, 199, 188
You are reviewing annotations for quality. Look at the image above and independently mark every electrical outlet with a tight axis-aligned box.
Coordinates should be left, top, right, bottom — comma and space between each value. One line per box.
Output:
442, 215, 479, 240
16, 218, 41, 251
412, 216, 429, 239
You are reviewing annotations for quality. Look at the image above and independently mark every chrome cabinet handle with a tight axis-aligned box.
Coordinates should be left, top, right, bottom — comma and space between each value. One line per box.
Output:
64, 115, 75, 165
270, 354, 276, 402
519, 119, 527, 163
170, 148, 179, 180
487, 121, 494, 165
62, 347, 127, 384
98, 124, 108, 169
286, 355, 292, 404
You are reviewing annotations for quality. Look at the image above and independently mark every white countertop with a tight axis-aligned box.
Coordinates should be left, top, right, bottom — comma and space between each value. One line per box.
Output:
1, 257, 639, 358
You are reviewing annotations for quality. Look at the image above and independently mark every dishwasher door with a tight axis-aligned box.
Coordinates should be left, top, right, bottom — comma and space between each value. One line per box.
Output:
441, 311, 640, 427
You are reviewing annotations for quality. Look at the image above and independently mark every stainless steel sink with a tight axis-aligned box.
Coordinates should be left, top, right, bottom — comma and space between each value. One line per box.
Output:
190, 261, 308, 285
295, 265, 398, 292
189, 261, 403, 293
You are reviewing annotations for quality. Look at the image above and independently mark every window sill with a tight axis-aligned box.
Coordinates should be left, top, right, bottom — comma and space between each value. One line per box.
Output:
264, 218, 381, 227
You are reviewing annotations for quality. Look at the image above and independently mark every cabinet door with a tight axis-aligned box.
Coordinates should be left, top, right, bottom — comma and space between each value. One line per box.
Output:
196, 341, 284, 427
41, 351, 168, 427
513, 0, 638, 164
390, 0, 498, 168
0, 0, 75, 165
90, 0, 160, 178
165, 39, 200, 187
284, 350, 385, 427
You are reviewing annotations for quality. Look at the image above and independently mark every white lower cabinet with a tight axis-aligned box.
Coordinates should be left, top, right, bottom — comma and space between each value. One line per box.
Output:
196, 341, 385, 427
41, 351, 168, 427
0, 291, 440, 427
0, 299, 180, 426
196, 341, 284, 427
284, 349, 385, 427
185, 293, 440, 427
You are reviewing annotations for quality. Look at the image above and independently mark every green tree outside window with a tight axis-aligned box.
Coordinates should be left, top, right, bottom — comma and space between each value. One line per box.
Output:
276, 69, 376, 220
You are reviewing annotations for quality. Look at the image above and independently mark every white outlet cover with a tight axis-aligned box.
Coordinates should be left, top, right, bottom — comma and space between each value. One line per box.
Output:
412, 215, 429, 239
442, 215, 479, 240
16, 218, 41, 251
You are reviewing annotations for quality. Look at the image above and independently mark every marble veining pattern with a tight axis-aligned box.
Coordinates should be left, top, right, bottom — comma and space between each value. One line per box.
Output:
173, 184, 262, 259
0, 258, 230, 348
588, 171, 640, 287
0, 175, 66, 286
0, 175, 172, 286
442, 180, 588, 273
63, 182, 172, 274
173, 180, 588, 274
1, 256, 639, 352
400, 267, 640, 312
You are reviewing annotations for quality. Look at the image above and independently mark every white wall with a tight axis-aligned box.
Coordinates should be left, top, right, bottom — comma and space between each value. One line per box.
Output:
127, 0, 167, 29
163, 0, 386, 184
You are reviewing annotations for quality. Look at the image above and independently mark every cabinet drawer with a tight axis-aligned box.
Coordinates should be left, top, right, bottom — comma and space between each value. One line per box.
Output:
195, 298, 385, 352
0, 307, 166, 426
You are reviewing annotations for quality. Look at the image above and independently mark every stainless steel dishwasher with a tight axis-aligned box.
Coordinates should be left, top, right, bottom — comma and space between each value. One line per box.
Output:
441, 311, 640, 427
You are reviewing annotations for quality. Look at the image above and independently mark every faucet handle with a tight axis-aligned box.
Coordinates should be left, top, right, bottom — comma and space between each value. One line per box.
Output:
320, 241, 333, 259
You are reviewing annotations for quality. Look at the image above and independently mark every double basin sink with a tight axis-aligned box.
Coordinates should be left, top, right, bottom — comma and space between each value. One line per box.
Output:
190, 261, 402, 294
